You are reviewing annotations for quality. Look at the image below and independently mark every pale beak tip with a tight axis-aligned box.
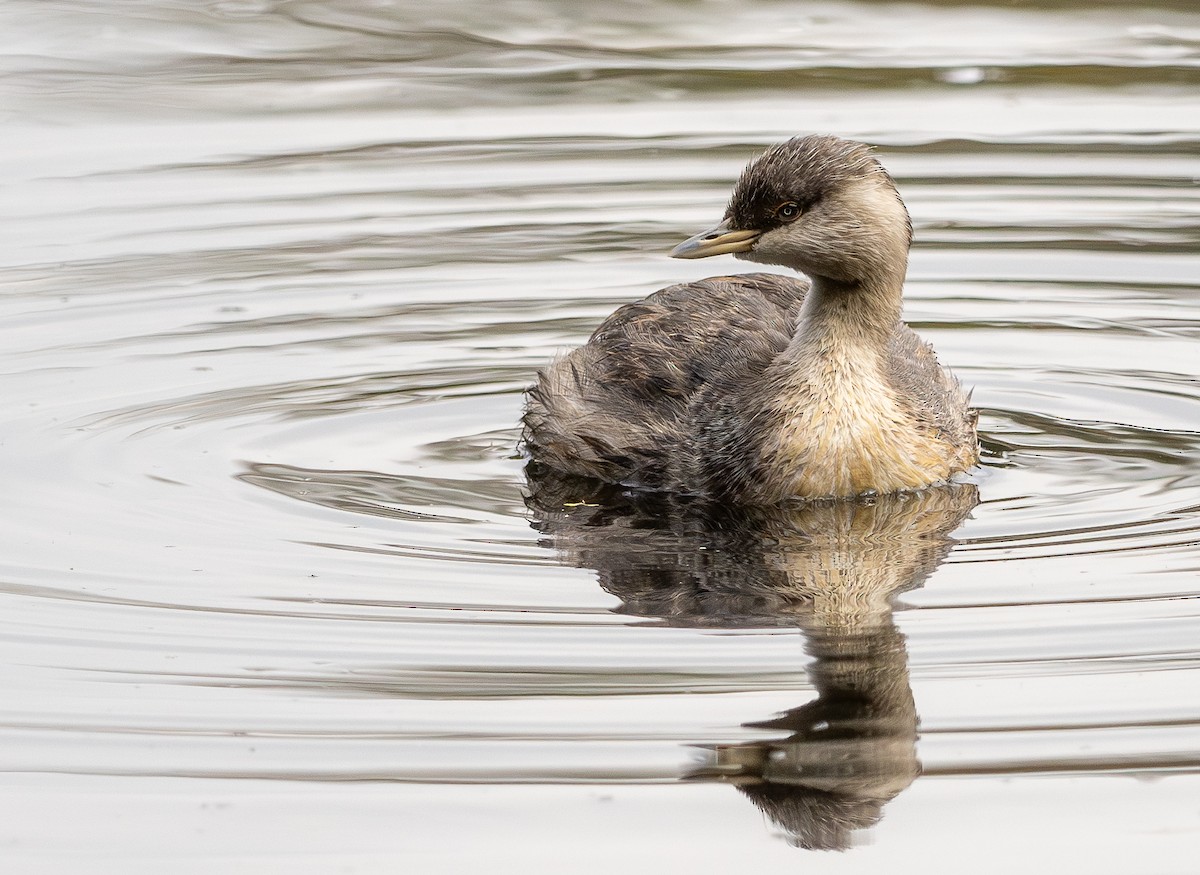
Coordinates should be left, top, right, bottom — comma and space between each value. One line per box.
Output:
669, 239, 702, 259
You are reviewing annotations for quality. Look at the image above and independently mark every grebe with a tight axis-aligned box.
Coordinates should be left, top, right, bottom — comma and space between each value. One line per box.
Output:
523, 135, 978, 503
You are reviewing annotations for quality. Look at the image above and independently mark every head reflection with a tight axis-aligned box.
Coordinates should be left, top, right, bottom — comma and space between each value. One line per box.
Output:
526, 467, 977, 850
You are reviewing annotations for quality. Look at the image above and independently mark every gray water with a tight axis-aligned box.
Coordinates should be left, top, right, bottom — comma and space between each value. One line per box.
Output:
3, 0, 1200, 871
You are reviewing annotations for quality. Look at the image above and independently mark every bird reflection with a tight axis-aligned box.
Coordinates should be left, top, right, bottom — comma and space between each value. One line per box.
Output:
701, 609, 919, 850
525, 465, 977, 850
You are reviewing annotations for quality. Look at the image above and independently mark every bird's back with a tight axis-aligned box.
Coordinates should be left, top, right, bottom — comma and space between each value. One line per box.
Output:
522, 273, 808, 488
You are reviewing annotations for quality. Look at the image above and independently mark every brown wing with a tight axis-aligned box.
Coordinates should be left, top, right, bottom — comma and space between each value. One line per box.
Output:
523, 273, 808, 487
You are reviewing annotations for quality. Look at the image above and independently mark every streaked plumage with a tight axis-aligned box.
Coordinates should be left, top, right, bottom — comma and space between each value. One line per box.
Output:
523, 135, 978, 503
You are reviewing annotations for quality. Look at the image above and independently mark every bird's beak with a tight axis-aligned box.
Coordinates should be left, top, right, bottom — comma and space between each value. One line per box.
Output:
670, 219, 761, 259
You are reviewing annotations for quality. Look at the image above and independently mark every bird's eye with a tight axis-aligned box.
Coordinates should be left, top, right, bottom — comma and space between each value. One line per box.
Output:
776, 202, 801, 221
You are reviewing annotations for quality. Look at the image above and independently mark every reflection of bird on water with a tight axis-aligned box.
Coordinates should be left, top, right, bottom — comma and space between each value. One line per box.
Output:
702, 618, 917, 851
527, 471, 978, 850
523, 135, 978, 503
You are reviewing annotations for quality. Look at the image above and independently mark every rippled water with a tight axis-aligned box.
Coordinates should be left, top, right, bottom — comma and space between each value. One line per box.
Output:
3, 0, 1200, 870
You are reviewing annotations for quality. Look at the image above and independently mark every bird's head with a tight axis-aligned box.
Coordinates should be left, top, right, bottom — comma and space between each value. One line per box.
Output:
671, 135, 913, 286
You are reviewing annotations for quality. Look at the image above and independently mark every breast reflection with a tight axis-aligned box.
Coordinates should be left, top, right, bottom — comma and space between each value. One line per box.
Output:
526, 470, 978, 850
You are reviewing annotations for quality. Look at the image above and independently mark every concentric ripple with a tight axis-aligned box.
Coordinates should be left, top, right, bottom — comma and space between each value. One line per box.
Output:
3, 0, 1200, 868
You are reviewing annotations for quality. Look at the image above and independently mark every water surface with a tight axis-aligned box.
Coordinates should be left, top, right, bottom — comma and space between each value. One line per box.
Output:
2, 0, 1199, 871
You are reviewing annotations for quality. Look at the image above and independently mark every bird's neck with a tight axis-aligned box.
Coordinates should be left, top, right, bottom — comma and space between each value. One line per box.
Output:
758, 266, 927, 499
791, 270, 904, 356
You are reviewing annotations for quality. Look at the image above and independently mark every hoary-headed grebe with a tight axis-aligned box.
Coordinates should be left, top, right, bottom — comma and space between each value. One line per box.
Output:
523, 135, 978, 503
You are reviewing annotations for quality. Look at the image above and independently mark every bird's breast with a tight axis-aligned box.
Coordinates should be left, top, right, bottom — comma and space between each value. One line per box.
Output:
753, 356, 964, 501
